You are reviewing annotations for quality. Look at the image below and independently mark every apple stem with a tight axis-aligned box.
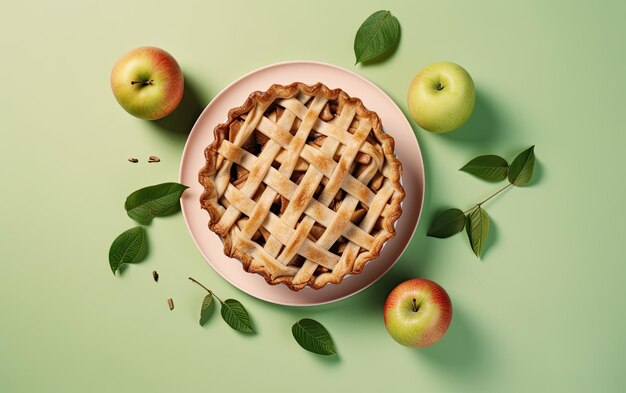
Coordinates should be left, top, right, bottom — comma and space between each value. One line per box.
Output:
131, 79, 154, 86
412, 298, 419, 312
436, 83, 444, 91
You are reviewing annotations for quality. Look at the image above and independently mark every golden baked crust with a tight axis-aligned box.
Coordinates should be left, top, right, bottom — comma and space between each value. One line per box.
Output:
199, 82, 405, 291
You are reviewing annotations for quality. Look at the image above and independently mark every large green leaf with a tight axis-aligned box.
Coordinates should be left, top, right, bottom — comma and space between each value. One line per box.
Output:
427, 208, 466, 238
124, 182, 188, 224
460, 155, 509, 182
220, 299, 255, 333
508, 146, 535, 186
292, 319, 336, 355
354, 10, 400, 64
467, 207, 490, 258
108, 226, 146, 274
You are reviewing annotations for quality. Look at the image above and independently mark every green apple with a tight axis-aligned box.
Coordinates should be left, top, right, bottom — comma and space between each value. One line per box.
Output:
110, 46, 184, 120
384, 278, 452, 348
407, 62, 475, 133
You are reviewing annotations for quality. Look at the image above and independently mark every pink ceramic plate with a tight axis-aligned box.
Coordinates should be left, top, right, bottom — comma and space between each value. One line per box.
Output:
179, 61, 424, 306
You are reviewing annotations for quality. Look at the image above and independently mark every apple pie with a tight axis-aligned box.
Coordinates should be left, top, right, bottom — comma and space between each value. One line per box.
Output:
199, 82, 405, 291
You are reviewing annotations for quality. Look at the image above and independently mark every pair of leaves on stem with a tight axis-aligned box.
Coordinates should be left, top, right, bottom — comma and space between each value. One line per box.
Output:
199, 292, 255, 334
427, 207, 490, 257
193, 279, 336, 355
460, 146, 536, 186
428, 146, 536, 257
109, 182, 188, 274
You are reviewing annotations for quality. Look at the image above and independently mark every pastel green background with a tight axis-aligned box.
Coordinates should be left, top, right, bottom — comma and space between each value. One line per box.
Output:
1, 0, 624, 392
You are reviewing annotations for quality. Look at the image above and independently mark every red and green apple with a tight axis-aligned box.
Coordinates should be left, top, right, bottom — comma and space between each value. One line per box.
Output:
384, 278, 453, 348
110, 46, 184, 120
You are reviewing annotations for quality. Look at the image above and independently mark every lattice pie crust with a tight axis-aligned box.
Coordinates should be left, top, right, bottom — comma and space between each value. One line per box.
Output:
199, 82, 405, 290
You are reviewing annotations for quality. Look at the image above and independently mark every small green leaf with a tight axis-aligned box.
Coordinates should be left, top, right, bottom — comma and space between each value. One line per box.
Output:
508, 146, 535, 186
467, 207, 489, 258
292, 318, 336, 355
220, 299, 255, 333
109, 226, 146, 274
124, 182, 189, 224
200, 294, 213, 326
460, 155, 509, 182
354, 10, 400, 64
427, 208, 466, 238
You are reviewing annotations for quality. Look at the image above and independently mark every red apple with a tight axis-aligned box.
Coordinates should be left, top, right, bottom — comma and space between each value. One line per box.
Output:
110, 46, 184, 120
384, 278, 452, 348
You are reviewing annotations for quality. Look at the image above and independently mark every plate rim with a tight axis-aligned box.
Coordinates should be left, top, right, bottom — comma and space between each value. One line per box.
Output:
179, 60, 425, 306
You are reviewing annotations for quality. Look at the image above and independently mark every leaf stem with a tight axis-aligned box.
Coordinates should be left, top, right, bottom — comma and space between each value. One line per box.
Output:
188, 277, 223, 304
463, 183, 513, 214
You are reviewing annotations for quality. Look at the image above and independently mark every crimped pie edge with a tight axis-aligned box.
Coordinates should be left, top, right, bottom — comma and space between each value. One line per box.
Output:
198, 82, 405, 291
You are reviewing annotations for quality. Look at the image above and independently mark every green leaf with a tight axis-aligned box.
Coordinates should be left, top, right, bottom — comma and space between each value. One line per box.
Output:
291, 319, 336, 356
508, 146, 535, 186
124, 182, 188, 224
467, 207, 489, 258
109, 226, 146, 274
460, 155, 509, 182
354, 10, 400, 64
200, 294, 213, 326
427, 208, 466, 238
220, 299, 255, 333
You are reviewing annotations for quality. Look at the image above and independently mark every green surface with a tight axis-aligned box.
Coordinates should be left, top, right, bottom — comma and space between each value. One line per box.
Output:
1, 1, 624, 392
